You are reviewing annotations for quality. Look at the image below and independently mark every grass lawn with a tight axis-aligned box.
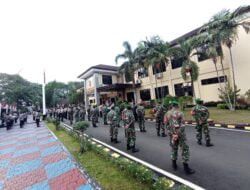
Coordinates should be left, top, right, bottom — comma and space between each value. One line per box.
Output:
47, 123, 150, 190
146, 107, 250, 124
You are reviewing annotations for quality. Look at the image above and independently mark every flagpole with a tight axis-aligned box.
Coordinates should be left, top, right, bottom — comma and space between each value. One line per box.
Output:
42, 71, 46, 118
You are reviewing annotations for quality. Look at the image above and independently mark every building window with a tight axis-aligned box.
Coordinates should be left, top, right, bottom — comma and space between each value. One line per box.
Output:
174, 83, 193, 97
197, 45, 223, 62
140, 89, 151, 101
102, 75, 112, 85
155, 86, 169, 99
201, 76, 227, 85
127, 92, 134, 102
138, 67, 148, 78
171, 57, 185, 69
152, 62, 166, 74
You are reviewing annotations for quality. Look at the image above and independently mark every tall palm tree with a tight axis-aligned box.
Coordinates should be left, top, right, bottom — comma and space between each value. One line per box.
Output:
115, 41, 138, 103
202, 6, 250, 110
137, 36, 170, 99
196, 32, 233, 110
170, 37, 200, 99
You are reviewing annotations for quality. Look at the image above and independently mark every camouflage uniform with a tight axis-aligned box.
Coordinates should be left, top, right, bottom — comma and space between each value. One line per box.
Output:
114, 106, 121, 127
91, 106, 99, 127
166, 109, 189, 163
68, 107, 74, 125
165, 104, 195, 174
79, 107, 86, 121
107, 109, 119, 142
154, 104, 166, 137
136, 105, 146, 132
102, 105, 108, 125
87, 107, 91, 121
192, 103, 212, 145
123, 109, 136, 149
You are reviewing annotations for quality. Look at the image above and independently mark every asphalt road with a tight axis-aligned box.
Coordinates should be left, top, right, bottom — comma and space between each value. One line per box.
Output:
65, 119, 250, 190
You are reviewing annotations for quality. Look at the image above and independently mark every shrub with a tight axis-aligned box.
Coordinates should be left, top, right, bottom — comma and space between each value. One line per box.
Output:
178, 96, 193, 111
51, 119, 60, 130
73, 121, 90, 153
153, 177, 174, 190
203, 101, 224, 107
217, 103, 228, 109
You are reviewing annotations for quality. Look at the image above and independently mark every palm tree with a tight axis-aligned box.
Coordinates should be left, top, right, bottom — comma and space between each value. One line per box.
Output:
170, 37, 200, 99
115, 41, 138, 103
196, 32, 234, 110
202, 6, 250, 110
137, 36, 170, 99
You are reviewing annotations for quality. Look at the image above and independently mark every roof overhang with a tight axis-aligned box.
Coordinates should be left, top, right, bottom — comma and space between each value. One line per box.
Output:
78, 68, 119, 80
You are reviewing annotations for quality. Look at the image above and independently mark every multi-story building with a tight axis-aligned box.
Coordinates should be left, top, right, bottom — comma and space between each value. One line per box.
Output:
78, 14, 250, 106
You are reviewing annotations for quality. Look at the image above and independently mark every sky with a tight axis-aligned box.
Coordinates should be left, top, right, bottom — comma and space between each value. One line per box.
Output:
0, 0, 249, 84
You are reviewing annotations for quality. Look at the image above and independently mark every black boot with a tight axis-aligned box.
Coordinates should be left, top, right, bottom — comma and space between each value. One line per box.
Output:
131, 145, 139, 153
127, 144, 131, 150
114, 139, 120, 144
206, 140, 214, 147
197, 140, 202, 145
157, 131, 160, 136
172, 160, 177, 170
161, 133, 166, 137
111, 137, 113, 142
183, 163, 195, 175
143, 129, 147, 132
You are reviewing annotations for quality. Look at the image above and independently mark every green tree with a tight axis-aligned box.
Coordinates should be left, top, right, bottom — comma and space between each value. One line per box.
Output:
115, 41, 138, 103
202, 6, 250, 110
170, 37, 200, 99
136, 36, 170, 99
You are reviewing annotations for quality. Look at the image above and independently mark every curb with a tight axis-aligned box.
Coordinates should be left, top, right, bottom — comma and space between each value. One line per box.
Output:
144, 118, 250, 131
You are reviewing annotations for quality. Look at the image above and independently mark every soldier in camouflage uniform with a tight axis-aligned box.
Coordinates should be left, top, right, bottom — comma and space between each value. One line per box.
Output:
165, 101, 195, 174
191, 99, 213, 147
136, 102, 146, 132
122, 105, 139, 153
153, 101, 166, 137
79, 106, 86, 121
87, 107, 91, 121
107, 106, 119, 143
102, 103, 108, 125
91, 105, 99, 127
68, 106, 74, 125
114, 105, 121, 128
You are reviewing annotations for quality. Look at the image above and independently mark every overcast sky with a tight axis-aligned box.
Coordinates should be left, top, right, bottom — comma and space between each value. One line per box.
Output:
0, 0, 249, 84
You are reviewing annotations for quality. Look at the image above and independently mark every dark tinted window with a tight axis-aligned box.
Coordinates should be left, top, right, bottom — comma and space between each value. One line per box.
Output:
201, 76, 227, 85
102, 75, 112, 85
127, 92, 134, 102
155, 86, 169, 99
152, 62, 166, 74
171, 57, 185, 69
138, 67, 148, 78
197, 45, 223, 62
140, 89, 151, 101
174, 83, 193, 97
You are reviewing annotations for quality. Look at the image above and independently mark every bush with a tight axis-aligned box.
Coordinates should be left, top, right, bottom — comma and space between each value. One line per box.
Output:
153, 177, 174, 190
73, 121, 90, 153
217, 103, 228, 109
204, 101, 224, 107
51, 119, 60, 130
178, 96, 193, 111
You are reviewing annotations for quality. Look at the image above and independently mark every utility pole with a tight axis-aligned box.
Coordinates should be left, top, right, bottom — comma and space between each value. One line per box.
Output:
42, 71, 46, 119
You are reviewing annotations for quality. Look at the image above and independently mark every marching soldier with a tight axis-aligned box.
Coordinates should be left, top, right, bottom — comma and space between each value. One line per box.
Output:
153, 100, 166, 137
91, 105, 99, 127
68, 106, 74, 125
107, 106, 120, 143
102, 103, 108, 125
165, 101, 195, 174
87, 107, 91, 121
136, 102, 146, 132
35, 111, 41, 127
191, 99, 213, 147
122, 105, 139, 153
80, 106, 86, 121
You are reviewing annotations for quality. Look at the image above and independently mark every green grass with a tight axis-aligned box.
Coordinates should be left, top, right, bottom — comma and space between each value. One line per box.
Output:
47, 123, 150, 190
145, 107, 250, 124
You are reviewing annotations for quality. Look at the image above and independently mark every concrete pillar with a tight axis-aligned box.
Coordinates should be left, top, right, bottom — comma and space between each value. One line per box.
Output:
94, 73, 100, 105
83, 79, 88, 107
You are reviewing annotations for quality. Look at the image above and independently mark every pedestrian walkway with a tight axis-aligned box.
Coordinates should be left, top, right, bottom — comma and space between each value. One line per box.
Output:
0, 117, 99, 190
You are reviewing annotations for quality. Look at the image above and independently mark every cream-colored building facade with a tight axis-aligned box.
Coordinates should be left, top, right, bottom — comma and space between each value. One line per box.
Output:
79, 14, 250, 105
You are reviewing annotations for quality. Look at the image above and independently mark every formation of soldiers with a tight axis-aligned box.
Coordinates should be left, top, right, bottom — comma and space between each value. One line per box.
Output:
49, 98, 213, 175
0, 111, 29, 130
